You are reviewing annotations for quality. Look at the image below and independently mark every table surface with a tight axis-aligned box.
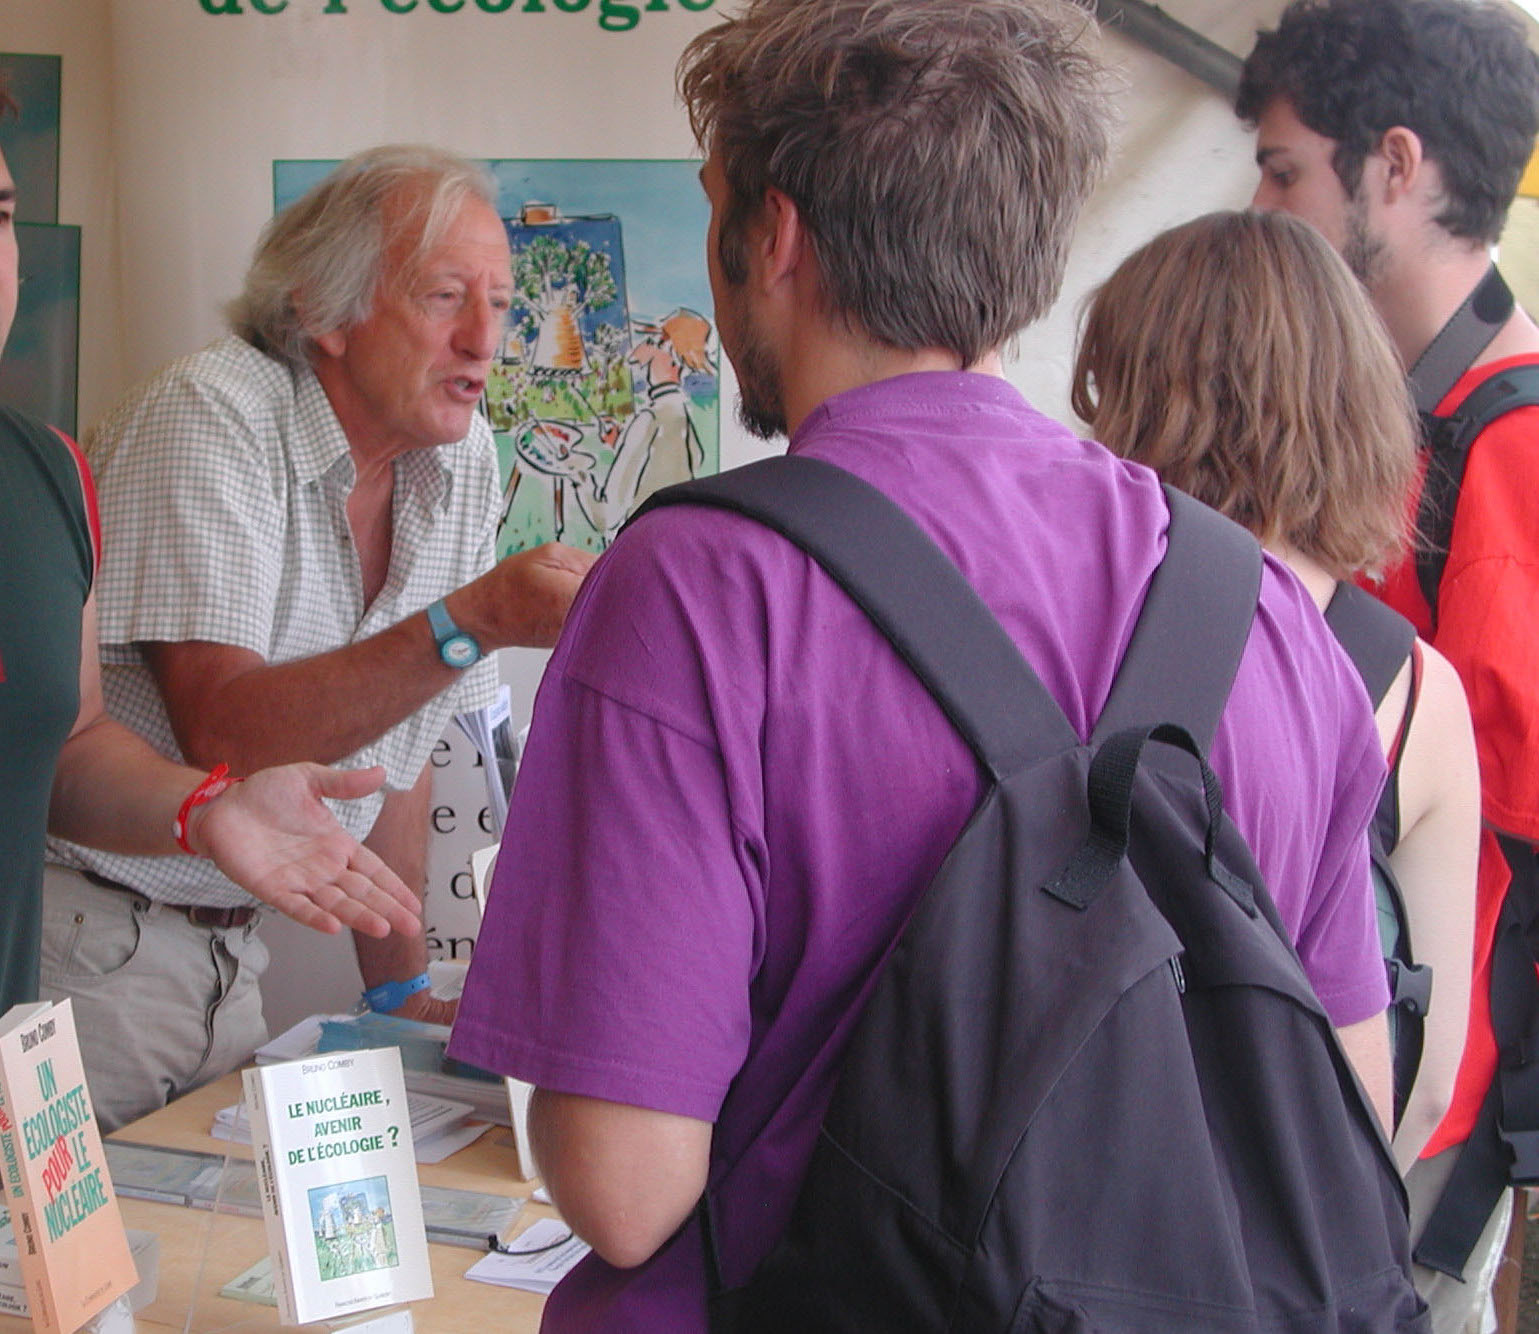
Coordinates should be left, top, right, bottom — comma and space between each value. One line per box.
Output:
1, 1071, 556, 1333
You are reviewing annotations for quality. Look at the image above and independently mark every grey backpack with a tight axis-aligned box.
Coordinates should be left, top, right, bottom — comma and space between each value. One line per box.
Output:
639, 455, 1427, 1333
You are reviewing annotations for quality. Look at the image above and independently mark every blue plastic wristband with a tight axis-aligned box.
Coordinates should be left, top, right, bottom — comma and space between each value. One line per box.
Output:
362, 972, 432, 1014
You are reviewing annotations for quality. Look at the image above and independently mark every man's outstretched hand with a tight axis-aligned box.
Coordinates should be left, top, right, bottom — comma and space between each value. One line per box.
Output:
186, 763, 422, 938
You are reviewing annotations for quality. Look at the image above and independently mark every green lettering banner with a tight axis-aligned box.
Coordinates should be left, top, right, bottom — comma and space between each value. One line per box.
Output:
196, 0, 715, 30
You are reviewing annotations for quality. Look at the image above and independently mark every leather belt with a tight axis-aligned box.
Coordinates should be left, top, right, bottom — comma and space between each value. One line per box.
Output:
81, 871, 258, 929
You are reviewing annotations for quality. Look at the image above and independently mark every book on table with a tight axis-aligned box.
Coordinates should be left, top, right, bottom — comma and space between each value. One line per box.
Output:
0, 998, 137, 1333
244, 1045, 434, 1325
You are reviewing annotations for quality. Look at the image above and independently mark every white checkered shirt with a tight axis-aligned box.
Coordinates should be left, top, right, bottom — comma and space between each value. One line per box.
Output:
48, 336, 499, 906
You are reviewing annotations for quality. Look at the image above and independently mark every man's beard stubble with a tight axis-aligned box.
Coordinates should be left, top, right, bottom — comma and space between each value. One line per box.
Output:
717, 280, 788, 441
735, 337, 788, 441
1342, 192, 1388, 287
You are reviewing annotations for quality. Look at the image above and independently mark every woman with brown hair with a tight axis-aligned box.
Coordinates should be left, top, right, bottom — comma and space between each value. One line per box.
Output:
1073, 208, 1478, 1174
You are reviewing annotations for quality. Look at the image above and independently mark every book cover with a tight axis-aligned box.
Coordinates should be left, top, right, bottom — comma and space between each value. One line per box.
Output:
244, 1047, 433, 1324
0, 999, 136, 1333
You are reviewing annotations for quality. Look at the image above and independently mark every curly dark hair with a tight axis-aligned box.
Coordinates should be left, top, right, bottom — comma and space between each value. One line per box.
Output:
1237, 0, 1539, 244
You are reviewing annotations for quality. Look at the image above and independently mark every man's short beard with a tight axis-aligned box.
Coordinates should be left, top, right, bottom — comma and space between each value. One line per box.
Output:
1342, 193, 1387, 286
722, 289, 787, 440
735, 340, 788, 440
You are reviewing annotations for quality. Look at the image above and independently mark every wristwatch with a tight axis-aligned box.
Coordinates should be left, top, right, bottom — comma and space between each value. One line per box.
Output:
426, 598, 482, 669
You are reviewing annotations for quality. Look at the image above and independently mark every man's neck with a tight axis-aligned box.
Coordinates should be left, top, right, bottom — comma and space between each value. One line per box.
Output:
310, 357, 421, 487
1371, 235, 1539, 370
782, 334, 1005, 438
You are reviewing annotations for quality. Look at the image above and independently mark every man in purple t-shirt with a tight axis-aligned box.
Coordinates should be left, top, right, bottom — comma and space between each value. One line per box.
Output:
449, 2, 1394, 1329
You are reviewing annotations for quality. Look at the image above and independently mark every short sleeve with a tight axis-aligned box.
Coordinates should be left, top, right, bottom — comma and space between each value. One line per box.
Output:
1294, 668, 1392, 1028
89, 368, 286, 661
445, 437, 501, 714
450, 537, 761, 1121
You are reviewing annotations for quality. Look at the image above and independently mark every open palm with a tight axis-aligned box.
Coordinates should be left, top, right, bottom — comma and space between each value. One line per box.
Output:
191, 763, 422, 938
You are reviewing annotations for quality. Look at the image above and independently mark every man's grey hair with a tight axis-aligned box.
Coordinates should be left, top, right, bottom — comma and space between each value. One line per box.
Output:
227, 144, 500, 370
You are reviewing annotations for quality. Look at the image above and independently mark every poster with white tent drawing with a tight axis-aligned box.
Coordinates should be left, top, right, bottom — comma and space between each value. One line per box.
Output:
274, 158, 720, 557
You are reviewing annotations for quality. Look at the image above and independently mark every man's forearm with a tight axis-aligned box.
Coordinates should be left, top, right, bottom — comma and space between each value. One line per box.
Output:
147, 542, 594, 775
529, 1089, 712, 1269
350, 768, 457, 1024
147, 612, 458, 774
50, 718, 422, 940
1336, 1012, 1394, 1138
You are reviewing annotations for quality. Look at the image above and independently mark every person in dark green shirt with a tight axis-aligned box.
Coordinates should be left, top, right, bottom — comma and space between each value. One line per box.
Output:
0, 114, 426, 1016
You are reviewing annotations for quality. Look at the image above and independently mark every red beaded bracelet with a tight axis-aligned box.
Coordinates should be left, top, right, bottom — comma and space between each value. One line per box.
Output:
173, 763, 244, 855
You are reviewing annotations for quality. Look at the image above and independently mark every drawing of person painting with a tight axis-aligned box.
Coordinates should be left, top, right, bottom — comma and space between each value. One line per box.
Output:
575, 308, 713, 540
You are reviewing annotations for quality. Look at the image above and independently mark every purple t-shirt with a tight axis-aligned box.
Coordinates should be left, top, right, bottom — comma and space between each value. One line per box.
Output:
450, 372, 1389, 1333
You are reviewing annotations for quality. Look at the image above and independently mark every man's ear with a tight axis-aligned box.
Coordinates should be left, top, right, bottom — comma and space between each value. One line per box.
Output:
293, 287, 347, 359
1377, 125, 1426, 201
313, 327, 347, 359
755, 186, 807, 294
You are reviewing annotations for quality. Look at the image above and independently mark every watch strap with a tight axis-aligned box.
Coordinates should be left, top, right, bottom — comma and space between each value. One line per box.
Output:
362, 972, 432, 1014
427, 598, 481, 668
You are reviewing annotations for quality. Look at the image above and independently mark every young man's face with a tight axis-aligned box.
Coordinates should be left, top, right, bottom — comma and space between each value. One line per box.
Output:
1251, 98, 1386, 283
0, 150, 18, 358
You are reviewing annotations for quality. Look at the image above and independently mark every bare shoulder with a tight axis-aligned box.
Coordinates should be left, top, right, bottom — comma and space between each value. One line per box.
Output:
1411, 642, 1475, 742
1394, 640, 1478, 829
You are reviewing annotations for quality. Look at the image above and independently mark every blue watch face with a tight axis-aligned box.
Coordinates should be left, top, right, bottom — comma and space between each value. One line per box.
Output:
441, 634, 479, 669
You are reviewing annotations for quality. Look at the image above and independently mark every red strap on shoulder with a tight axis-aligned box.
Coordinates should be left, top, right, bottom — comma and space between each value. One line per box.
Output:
48, 426, 102, 577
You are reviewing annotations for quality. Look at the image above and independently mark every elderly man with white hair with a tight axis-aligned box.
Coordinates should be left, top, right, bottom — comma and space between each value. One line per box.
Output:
45, 144, 594, 1131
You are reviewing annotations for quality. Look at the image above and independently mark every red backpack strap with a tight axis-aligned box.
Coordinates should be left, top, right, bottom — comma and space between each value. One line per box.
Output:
48, 425, 102, 580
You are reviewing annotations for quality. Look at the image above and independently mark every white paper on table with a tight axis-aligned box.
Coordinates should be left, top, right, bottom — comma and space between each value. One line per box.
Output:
413, 1119, 493, 1164
464, 1219, 590, 1293
427, 958, 468, 1001
468, 844, 499, 915
254, 1013, 345, 1064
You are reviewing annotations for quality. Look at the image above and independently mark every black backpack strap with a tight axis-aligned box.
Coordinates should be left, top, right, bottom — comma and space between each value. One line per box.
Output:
1323, 582, 1415, 710
1406, 266, 1512, 415
1416, 836, 1539, 1278
1091, 487, 1262, 751
1415, 361, 1539, 622
1322, 583, 1430, 1126
630, 455, 1077, 780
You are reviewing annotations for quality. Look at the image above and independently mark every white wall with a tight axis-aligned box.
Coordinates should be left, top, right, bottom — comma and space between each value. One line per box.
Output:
1016, 0, 1291, 419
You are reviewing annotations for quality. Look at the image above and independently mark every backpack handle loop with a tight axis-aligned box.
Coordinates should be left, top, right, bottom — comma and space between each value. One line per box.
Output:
1044, 723, 1258, 917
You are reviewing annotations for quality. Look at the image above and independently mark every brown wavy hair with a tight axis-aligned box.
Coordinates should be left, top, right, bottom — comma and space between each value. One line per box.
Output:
678, 0, 1113, 365
1072, 210, 1417, 578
